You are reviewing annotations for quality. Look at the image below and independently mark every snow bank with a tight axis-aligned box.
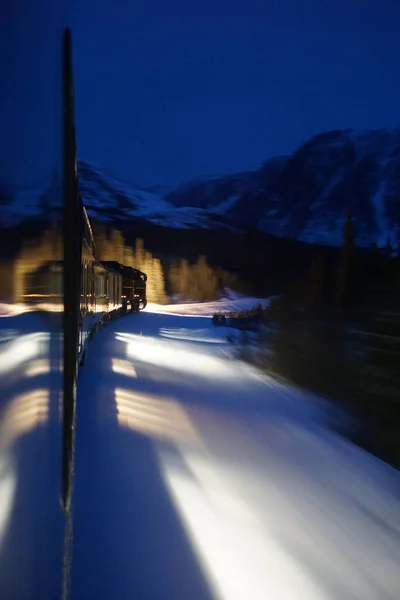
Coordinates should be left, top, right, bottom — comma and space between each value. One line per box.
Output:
60, 301, 400, 600
147, 290, 270, 318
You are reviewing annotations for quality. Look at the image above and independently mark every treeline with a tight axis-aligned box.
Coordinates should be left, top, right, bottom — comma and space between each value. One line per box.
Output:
94, 225, 246, 303
94, 226, 168, 304
167, 256, 248, 302
259, 209, 400, 467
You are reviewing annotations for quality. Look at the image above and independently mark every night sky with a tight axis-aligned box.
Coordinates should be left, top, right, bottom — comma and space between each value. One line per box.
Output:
1, 0, 400, 191
71, 0, 400, 187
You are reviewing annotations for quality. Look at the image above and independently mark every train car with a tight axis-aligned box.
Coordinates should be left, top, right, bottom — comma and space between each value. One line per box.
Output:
21, 260, 63, 311
132, 267, 147, 310
78, 204, 119, 363
18, 204, 126, 365
100, 261, 147, 311
19, 209, 147, 365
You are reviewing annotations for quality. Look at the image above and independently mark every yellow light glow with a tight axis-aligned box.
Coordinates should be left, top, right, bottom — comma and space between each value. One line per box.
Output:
115, 332, 240, 380
0, 389, 49, 448
111, 358, 137, 378
0, 332, 49, 376
114, 388, 200, 445
0, 452, 16, 552
25, 358, 50, 377
159, 451, 326, 600
159, 327, 227, 344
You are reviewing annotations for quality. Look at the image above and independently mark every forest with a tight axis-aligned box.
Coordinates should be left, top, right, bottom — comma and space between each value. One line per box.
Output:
93, 223, 248, 304
256, 210, 400, 467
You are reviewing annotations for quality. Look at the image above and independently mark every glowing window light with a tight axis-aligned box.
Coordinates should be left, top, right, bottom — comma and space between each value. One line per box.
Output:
25, 358, 50, 377
111, 358, 137, 378
159, 327, 227, 344
0, 453, 16, 552
0, 390, 49, 448
158, 453, 326, 600
114, 388, 200, 445
0, 333, 49, 376
115, 333, 241, 381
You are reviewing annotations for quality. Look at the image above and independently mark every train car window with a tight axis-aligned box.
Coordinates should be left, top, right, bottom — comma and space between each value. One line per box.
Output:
92, 262, 95, 309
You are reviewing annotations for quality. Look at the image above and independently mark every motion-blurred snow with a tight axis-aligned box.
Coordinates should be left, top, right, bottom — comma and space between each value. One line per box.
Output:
72, 302, 400, 600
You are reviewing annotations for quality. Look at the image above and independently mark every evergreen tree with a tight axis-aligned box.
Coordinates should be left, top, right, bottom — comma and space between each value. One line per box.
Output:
168, 260, 181, 297
193, 255, 219, 301
309, 252, 326, 310
336, 207, 355, 311
142, 253, 155, 301
123, 245, 135, 267
178, 259, 190, 298
370, 241, 379, 255
93, 224, 110, 260
132, 244, 167, 303
385, 236, 393, 258
134, 239, 145, 270
153, 258, 167, 304
109, 229, 125, 263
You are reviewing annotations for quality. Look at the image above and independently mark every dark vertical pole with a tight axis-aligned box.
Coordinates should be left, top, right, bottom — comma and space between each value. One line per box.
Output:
62, 28, 82, 511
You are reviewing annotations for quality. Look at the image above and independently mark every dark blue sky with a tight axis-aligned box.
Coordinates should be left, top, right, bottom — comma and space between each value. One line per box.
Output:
71, 0, 400, 187
1, 1, 400, 191
1, 0, 65, 190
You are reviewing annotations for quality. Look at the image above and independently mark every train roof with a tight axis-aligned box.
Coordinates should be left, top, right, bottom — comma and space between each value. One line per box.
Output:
100, 261, 147, 278
101, 264, 121, 276
29, 260, 63, 273
28, 260, 122, 277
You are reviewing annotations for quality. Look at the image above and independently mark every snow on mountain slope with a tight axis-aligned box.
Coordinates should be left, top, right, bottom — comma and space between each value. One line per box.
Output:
165, 127, 400, 247
208, 195, 241, 216
0, 188, 45, 227
79, 161, 170, 214
78, 161, 232, 230
2, 126, 399, 247
166, 172, 255, 209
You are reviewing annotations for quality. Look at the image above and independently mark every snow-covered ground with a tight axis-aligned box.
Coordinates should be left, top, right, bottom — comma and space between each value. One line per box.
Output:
147, 289, 270, 317
1, 297, 399, 599
0, 311, 64, 599
70, 300, 400, 600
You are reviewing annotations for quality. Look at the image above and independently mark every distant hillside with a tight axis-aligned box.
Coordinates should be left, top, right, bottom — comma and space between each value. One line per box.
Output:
1, 126, 399, 252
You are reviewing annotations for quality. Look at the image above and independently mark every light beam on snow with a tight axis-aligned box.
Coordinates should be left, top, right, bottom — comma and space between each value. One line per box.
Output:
114, 388, 200, 444
0, 332, 49, 375
160, 467, 322, 600
0, 303, 30, 317
0, 453, 16, 552
111, 358, 137, 378
0, 389, 49, 448
157, 449, 326, 600
115, 332, 239, 380
25, 358, 50, 377
157, 411, 400, 600
159, 327, 227, 344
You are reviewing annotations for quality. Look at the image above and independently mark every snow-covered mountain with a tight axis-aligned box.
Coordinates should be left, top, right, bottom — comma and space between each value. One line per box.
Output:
166, 128, 400, 247
2, 126, 399, 247
79, 127, 399, 247
77, 161, 225, 230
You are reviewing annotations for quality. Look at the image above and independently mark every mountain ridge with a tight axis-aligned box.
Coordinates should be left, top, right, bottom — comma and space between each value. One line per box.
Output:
1, 125, 399, 248
163, 126, 400, 247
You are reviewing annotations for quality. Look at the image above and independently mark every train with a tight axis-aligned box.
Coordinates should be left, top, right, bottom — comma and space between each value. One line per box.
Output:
24, 201, 147, 368
78, 203, 147, 365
